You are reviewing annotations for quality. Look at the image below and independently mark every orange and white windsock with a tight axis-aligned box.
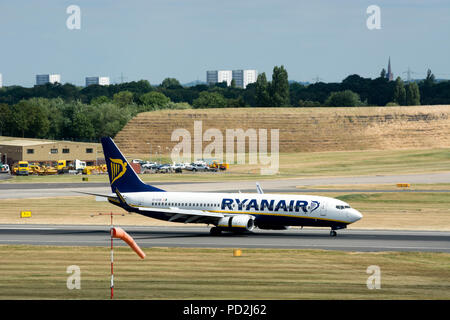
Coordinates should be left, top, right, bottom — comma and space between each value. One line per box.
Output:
110, 227, 146, 259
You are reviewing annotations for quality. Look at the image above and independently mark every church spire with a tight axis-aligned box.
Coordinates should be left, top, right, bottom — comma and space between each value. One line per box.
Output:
387, 57, 394, 81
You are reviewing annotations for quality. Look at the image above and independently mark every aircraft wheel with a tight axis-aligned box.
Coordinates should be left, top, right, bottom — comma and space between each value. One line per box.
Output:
330, 230, 337, 237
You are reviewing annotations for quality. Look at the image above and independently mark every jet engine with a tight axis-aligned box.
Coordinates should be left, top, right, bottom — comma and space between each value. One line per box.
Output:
217, 215, 255, 232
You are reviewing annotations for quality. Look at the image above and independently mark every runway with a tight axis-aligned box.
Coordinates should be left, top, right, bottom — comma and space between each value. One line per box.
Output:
1, 171, 450, 199
0, 224, 449, 252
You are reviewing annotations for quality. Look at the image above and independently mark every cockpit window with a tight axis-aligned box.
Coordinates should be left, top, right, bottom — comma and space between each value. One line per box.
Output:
336, 205, 351, 210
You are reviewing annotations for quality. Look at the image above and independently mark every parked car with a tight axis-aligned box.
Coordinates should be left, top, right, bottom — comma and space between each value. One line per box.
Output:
186, 163, 217, 172
0, 163, 10, 174
171, 163, 185, 170
142, 162, 158, 170
156, 164, 172, 173
193, 159, 208, 166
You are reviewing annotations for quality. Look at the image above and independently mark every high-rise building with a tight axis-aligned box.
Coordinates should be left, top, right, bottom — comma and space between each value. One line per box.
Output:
207, 69, 257, 88
232, 69, 258, 88
218, 70, 233, 86
85, 76, 110, 87
36, 74, 61, 85
207, 70, 233, 86
0, 73, 2, 88
206, 70, 219, 85
206, 70, 233, 86
386, 57, 394, 81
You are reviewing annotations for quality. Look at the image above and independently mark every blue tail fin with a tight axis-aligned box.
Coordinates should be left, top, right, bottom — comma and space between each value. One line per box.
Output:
101, 137, 165, 193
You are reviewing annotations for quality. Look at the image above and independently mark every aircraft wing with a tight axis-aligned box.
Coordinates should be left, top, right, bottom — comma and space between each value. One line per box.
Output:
138, 206, 225, 224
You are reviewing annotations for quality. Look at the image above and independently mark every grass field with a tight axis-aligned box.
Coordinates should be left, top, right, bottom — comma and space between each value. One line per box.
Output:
297, 183, 450, 191
1, 148, 450, 184
334, 192, 450, 230
1, 191, 449, 230
0, 245, 448, 299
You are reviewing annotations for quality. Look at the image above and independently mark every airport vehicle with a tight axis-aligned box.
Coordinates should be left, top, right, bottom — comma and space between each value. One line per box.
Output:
57, 160, 67, 171
37, 165, 58, 175
0, 162, 9, 174
89, 137, 362, 236
210, 161, 229, 171
28, 164, 41, 175
15, 161, 30, 176
58, 159, 86, 174
74, 160, 87, 172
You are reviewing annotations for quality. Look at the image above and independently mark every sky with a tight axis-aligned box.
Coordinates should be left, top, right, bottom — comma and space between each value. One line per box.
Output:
1, 0, 449, 87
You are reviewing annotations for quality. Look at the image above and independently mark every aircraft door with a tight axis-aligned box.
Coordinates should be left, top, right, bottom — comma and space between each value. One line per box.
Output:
320, 202, 327, 216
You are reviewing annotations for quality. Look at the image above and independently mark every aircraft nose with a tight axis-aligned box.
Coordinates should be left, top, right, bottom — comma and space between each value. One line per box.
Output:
349, 209, 363, 222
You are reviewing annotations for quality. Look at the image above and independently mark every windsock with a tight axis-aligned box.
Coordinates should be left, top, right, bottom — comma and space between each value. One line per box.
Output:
111, 227, 146, 259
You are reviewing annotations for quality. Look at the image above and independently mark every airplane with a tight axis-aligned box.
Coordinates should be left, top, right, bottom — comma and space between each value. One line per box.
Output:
90, 137, 362, 237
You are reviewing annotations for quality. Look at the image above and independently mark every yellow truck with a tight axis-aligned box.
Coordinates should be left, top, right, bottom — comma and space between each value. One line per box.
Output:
57, 160, 67, 171
16, 161, 30, 176
57, 159, 86, 174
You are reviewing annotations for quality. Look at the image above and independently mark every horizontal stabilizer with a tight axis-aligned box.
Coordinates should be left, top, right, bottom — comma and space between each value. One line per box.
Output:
73, 191, 117, 198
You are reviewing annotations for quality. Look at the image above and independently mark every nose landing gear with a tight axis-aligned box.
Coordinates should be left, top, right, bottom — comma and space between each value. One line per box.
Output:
330, 225, 346, 237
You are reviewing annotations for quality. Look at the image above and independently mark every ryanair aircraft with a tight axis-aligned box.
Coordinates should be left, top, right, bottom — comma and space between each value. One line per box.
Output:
96, 137, 362, 236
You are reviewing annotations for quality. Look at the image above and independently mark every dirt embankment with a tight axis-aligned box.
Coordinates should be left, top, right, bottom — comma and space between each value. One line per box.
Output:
114, 106, 450, 154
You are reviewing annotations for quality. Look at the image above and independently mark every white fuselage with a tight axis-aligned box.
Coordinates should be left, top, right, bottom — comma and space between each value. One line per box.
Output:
119, 191, 362, 228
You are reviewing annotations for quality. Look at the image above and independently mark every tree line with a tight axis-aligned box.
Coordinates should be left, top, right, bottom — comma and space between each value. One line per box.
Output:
0, 66, 449, 142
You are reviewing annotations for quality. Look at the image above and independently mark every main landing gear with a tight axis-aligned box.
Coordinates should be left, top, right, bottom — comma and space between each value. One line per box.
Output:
210, 227, 222, 235
330, 230, 337, 237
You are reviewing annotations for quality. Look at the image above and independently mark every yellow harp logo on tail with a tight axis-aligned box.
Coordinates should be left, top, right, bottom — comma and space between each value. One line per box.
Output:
109, 158, 127, 184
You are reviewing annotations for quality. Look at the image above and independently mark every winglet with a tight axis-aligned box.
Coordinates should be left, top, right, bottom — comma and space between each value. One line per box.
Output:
115, 188, 128, 205
256, 182, 264, 194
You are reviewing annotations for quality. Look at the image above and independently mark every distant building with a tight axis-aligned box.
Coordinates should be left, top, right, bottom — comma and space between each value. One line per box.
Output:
85, 76, 110, 87
0, 73, 2, 88
207, 70, 233, 86
232, 69, 258, 88
207, 69, 257, 88
36, 74, 61, 85
386, 57, 394, 81
0, 139, 103, 167
206, 71, 218, 85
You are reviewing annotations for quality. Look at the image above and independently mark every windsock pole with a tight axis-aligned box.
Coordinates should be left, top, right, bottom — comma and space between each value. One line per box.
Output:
110, 212, 114, 300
